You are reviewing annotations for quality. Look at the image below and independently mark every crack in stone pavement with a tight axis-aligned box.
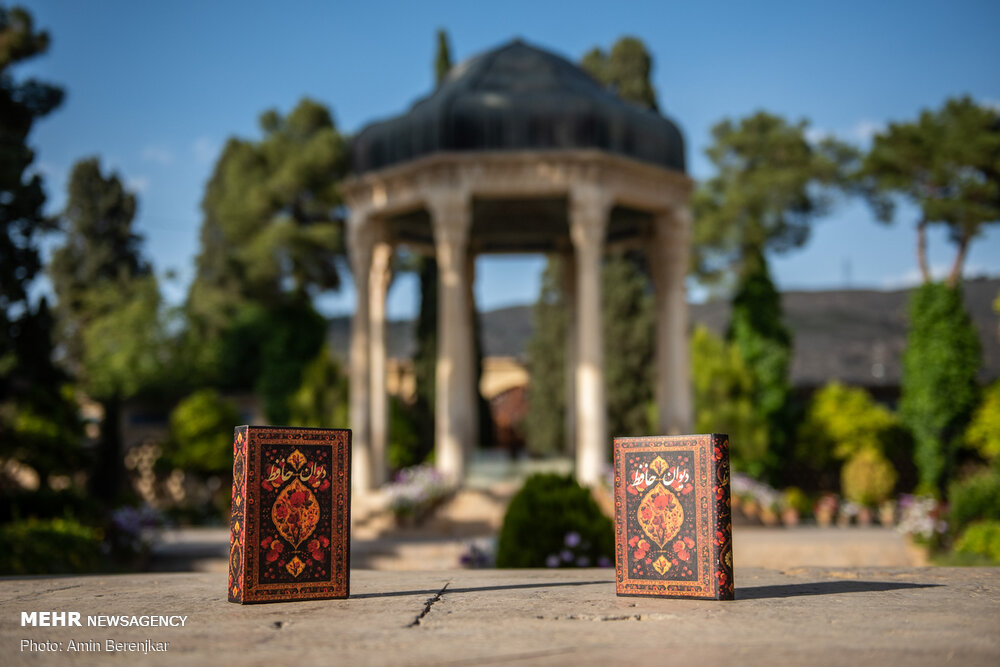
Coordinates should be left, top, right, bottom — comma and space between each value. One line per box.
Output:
408, 582, 450, 627
2, 584, 84, 604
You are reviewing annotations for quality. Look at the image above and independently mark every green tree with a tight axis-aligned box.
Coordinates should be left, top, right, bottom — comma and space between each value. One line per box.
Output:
50, 158, 147, 365
693, 112, 857, 285
693, 112, 856, 480
435, 28, 452, 85
525, 257, 568, 456
49, 158, 161, 502
861, 98, 998, 495
862, 96, 1000, 287
726, 252, 791, 479
287, 345, 349, 429
691, 325, 767, 477
0, 6, 82, 493
901, 283, 980, 494
582, 36, 658, 110
189, 97, 347, 327
187, 98, 347, 419
602, 253, 655, 438
77, 276, 169, 500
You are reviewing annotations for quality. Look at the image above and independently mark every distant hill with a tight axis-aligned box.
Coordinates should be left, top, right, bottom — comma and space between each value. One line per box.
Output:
327, 277, 1000, 389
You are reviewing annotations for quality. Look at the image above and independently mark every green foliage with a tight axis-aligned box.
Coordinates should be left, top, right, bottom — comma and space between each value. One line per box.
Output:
0, 6, 63, 330
0, 517, 102, 575
217, 301, 326, 424
162, 389, 240, 475
727, 256, 791, 480
525, 257, 569, 456
387, 397, 428, 471
693, 112, 857, 285
603, 255, 655, 438
0, 487, 102, 524
947, 469, 1000, 536
435, 29, 452, 85
190, 97, 347, 320
902, 283, 981, 494
496, 474, 613, 568
841, 448, 897, 506
0, 7, 80, 492
798, 382, 900, 465
782, 487, 811, 515
411, 255, 438, 453
79, 275, 169, 401
691, 325, 768, 476
953, 520, 1000, 563
966, 381, 1000, 461
287, 345, 348, 428
862, 96, 1000, 285
582, 36, 658, 110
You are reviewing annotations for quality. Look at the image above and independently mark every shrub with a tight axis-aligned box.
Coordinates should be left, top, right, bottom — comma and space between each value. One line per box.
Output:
953, 520, 1000, 562
387, 397, 428, 472
0, 518, 102, 575
965, 381, 1000, 462
496, 474, 612, 568
841, 449, 897, 507
948, 469, 1000, 535
162, 388, 240, 475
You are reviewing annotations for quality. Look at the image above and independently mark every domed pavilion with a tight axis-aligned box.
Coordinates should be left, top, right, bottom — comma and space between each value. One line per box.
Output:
341, 39, 693, 491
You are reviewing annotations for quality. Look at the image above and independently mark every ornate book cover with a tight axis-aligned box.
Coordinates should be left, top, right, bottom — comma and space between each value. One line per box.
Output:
228, 426, 351, 604
613, 434, 734, 600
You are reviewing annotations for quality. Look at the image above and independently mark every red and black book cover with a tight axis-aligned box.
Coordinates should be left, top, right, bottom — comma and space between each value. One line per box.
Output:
613, 433, 734, 600
228, 426, 351, 604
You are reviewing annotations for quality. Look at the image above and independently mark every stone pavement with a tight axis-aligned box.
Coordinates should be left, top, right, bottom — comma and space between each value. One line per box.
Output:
3, 567, 998, 665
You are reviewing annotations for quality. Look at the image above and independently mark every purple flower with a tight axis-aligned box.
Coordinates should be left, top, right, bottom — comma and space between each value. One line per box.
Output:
575, 555, 590, 567
564, 531, 581, 548
546, 554, 560, 568
597, 556, 612, 568
560, 549, 573, 562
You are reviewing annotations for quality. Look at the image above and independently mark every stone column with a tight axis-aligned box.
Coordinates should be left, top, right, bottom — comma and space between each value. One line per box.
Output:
429, 191, 474, 484
651, 207, 693, 434
347, 210, 374, 493
562, 252, 577, 455
369, 233, 393, 487
569, 186, 610, 486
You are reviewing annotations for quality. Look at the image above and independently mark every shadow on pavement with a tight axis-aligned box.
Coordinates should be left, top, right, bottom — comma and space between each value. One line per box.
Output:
737, 580, 940, 600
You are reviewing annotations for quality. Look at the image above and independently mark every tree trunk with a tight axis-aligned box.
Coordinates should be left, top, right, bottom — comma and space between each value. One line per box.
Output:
917, 221, 931, 283
89, 395, 123, 504
946, 232, 970, 289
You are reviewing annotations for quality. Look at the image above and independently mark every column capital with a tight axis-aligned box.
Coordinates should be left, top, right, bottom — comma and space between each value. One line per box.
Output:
569, 185, 612, 251
347, 211, 376, 279
427, 190, 471, 247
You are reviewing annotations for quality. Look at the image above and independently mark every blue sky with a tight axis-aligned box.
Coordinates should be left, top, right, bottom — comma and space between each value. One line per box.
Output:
18, 0, 1000, 318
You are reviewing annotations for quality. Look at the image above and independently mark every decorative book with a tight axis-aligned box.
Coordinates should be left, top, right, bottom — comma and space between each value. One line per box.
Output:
613, 434, 734, 600
228, 426, 351, 604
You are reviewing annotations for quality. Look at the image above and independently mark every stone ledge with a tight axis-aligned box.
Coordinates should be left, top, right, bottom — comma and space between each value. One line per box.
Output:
3, 567, 998, 666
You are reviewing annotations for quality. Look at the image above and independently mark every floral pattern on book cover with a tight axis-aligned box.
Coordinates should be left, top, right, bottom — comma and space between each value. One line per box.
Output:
623, 450, 699, 581
257, 444, 333, 584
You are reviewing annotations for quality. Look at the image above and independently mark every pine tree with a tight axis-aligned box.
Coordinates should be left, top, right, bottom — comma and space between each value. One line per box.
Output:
0, 7, 83, 492
863, 97, 999, 493
50, 158, 161, 501
525, 257, 568, 455
694, 113, 856, 480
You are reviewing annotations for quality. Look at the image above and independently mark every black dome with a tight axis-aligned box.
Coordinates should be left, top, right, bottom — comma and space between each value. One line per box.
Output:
350, 39, 685, 174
